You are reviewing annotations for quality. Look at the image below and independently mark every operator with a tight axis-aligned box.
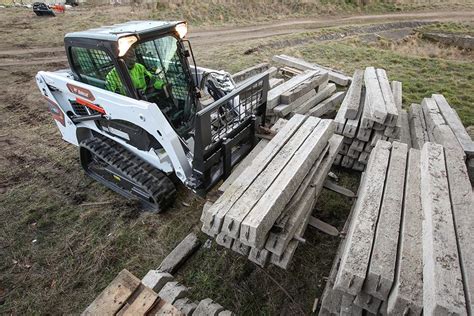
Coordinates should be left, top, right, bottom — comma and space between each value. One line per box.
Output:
106, 49, 165, 96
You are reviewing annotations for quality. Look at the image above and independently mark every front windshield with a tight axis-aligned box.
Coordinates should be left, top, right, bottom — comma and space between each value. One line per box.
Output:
132, 35, 195, 136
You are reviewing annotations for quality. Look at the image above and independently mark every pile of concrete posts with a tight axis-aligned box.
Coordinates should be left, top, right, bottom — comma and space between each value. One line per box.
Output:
83, 269, 233, 316
201, 115, 343, 269
409, 93, 474, 183
333, 67, 409, 171
319, 140, 473, 315
261, 55, 348, 120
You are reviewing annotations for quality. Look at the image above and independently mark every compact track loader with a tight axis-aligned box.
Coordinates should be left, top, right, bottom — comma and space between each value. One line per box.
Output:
36, 21, 269, 211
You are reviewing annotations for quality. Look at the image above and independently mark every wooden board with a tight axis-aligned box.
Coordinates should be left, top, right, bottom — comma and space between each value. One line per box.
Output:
82, 269, 141, 316
118, 284, 159, 316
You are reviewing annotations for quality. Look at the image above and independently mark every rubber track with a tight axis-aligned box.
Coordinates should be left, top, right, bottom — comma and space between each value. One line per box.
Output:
80, 135, 176, 212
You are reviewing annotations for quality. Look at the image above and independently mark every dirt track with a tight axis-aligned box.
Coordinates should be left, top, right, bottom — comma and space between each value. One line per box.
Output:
0, 9, 473, 67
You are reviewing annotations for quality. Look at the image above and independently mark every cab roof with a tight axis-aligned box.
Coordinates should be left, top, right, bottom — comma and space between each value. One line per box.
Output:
65, 20, 183, 42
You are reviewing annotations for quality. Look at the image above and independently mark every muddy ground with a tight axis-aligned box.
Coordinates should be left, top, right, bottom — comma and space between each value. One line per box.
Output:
0, 5, 473, 314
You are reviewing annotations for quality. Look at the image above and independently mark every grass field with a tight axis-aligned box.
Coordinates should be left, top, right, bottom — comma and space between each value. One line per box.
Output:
0, 5, 473, 315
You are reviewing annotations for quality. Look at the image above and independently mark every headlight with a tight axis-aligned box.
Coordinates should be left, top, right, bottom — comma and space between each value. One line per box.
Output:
175, 23, 188, 39
118, 35, 138, 57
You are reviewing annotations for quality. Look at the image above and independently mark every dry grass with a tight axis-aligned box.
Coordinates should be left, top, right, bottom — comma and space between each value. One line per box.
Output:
0, 4, 473, 315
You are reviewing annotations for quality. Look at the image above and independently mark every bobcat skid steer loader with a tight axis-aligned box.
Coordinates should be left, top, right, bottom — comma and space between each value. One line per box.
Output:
36, 21, 269, 212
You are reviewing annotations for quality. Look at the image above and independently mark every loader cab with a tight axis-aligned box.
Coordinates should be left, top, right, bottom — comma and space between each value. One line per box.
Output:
65, 21, 198, 138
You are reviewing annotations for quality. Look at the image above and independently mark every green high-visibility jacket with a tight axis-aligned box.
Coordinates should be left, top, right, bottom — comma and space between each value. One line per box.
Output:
106, 63, 165, 95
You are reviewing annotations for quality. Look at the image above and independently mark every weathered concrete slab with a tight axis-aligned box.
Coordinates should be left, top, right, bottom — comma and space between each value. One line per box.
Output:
269, 144, 330, 248
231, 63, 269, 83
248, 247, 269, 267
201, 115, 306, 235
364, 142, 408, 300
364, 67, 387, 124
349, 139, 364, 152
340, 143, 349, 155
358, 151, 369, 165
292, 82, 336, 115
221, 117, 320, 239
173, 298, 197, 316
433, 94, 474, 156
352, 161, 365, 171
370, 130, 384, 147
422, 97, 465, 157
193, 298, 224, 316
396, 109, 412, 148
274, 89, 317, 117
356, 126, 372, 142
444, 148, 474, 315
269, 77, 284, 89
239, 120, 335, 248
215, 233, 233, 249
387, 148, 423, 316
158, 233, 201, 274
343, 89, 364, 138
231, 239, 250, 256
218, 311, 234, 316
353, 292, 382, 314
141, 270, 173, 292
341, 155, 354, 169
391, 80, 403, 113
343, 69, 364, 120
267, 70, 318, 109
280, 72, 328, 104
334, 153, 342, 166
420, 143, 467, 315
347, 148, 360, 159
158, 281, 188, 304
334, 141, 391, 295
408, 103, 428, 150
272, 54, 350, 86
308, 91, 346, 118
340, 294, 362, 316
376, 68, 398, 126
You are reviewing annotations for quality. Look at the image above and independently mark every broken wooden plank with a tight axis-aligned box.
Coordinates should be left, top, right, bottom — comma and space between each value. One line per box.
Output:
239, 120, 335, 248
323, 180, 355, 198
158, 233, 201, 274
82, 269, 141, 316
420, 142, 467, 315
308, 216, 339, 236
201, 115, 306, 235
334, 141, 392, 295
119, 284, 159, 316
343, 69, 364, 119
221, 117, 321, 239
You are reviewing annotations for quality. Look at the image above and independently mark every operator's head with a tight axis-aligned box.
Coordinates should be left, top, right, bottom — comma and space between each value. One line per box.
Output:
123, 49, 137, 69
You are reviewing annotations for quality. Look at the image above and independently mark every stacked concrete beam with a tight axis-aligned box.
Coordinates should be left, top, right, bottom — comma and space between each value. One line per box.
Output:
408, 94, 474, 183
333, 68, 403, 171
266, 55, 348, 120
201, 115, 340, 269
319, 141, 473, 315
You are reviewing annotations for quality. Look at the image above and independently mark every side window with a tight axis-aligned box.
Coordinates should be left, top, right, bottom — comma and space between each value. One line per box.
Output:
70, 47, 127, 96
